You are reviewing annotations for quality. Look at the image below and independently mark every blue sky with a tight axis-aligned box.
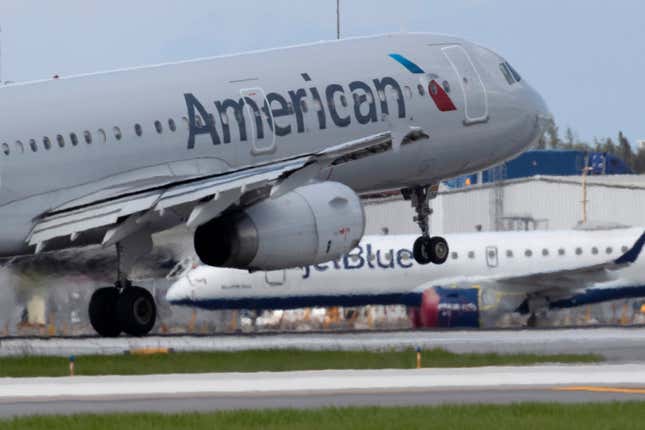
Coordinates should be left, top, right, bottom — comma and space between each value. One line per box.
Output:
1, 0, 643, 145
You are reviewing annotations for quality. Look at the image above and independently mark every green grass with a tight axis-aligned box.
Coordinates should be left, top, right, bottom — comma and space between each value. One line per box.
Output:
0, 348, 601, 378
2, 403, 645, 430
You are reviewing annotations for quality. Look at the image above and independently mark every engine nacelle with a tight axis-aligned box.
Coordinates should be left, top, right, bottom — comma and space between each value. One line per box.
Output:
408, 287, 481, 329
194, 182, 365, 270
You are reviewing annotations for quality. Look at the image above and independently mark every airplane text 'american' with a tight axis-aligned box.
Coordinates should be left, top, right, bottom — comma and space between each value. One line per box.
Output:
184, 74, 407, 149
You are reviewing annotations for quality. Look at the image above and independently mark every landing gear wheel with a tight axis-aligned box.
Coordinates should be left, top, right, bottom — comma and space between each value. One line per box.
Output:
413, 236, 434, 265
89, 287, 121, 338
429, 236, 449, 264
527, 313, 537, 328
413, 236, 450, 265
116, 286, 157, 337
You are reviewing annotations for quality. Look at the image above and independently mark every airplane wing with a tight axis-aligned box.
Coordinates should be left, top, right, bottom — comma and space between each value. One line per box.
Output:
27, 128, 424, 252
495, 230, 645, 291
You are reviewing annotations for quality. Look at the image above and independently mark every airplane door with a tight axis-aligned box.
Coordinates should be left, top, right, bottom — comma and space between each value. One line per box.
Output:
265, 270, 285, 286
485, 246, 498, 268
240, 88, 276, 155
442, 46, 489, 125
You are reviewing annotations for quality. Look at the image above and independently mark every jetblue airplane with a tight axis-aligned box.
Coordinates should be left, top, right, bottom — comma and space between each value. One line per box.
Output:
0, 33, 549, 336
167, 227, 645, 328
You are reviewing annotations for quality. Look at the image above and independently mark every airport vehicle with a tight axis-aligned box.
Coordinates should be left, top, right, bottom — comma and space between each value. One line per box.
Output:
0, 33, 549, 336
167, 227, 645, 328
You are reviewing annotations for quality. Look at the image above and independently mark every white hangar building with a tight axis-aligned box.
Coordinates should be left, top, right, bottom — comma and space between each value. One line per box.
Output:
363, 175, 645, 235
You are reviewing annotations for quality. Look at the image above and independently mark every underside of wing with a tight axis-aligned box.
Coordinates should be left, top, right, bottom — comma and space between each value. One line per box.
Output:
27, 127, 426, 253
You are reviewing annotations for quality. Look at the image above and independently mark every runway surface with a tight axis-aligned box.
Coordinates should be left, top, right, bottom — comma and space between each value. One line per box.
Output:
2, 364, 645, 416
2, 327, 645, 361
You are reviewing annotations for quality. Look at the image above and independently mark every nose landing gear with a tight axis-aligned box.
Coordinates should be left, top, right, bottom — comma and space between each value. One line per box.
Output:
403, 185, 449, 265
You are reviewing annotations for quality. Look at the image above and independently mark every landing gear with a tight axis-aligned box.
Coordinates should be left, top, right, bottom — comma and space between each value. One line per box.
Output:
89, 283, 157, 337
403, 185, 449, 265
413, 236, 449, 265
88, 233, 157, 337
88, 287, 121, 337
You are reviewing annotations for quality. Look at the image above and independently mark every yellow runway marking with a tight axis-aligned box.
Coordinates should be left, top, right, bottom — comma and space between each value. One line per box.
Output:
554, 386, 645, 395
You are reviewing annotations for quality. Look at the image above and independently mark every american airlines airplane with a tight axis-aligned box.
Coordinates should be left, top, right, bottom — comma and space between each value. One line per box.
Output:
166, 227, 645, 328
0, 33, 549, 336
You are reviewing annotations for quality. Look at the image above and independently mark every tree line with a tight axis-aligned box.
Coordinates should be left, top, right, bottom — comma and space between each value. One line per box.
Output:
536, 123, 645, 174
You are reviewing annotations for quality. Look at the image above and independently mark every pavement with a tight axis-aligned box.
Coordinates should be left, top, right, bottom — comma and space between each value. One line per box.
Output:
2, 327, 645, 361
2, 364, 645, 417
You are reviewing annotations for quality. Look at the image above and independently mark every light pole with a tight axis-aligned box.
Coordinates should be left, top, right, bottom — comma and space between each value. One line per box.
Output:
337, 0, 341, 39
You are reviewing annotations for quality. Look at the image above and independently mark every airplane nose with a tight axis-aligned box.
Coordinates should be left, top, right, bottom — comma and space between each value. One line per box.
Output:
166, 279, 189, 303
527, 85, 553, 131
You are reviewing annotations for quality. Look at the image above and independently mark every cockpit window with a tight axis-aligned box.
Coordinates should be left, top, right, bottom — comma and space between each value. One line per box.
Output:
499, 62, 522, 85
507, 63, 522, 82
499, 63, 514, 85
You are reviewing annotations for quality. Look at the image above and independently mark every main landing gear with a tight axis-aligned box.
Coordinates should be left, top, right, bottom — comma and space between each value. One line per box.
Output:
403, 185, 449, 265
88, 235, 157, 337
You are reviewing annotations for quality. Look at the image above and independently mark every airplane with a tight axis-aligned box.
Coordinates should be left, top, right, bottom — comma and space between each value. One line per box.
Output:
0, 33, 550, 337
166, 226, 645, 328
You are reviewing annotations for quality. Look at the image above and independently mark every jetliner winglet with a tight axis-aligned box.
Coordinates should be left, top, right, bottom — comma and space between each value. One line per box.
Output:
615, 230, 645, 265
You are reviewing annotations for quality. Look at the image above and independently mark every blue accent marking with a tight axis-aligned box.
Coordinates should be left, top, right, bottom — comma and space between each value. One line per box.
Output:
169, 293, 423, 311
550, 286, 645, 309
615, 230, 645, 265
389, 54, 424, 74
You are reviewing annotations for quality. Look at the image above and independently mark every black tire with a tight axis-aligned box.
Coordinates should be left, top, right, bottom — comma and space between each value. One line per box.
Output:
429, 236, 449, 265
413, 236, 433, 265
89, 287, 121, 337
116, 286, 156, 337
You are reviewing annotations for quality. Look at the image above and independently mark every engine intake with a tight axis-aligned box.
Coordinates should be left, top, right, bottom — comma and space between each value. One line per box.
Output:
194, 182, 365, 270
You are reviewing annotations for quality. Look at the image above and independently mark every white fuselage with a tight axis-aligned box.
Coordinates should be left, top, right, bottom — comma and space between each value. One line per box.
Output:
0, 33, 548, 257
167, 228, 645, 309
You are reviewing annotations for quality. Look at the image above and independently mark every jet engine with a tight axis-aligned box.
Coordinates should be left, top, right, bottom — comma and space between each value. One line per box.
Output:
408, 287, 481, 329
194, 182, 365, 270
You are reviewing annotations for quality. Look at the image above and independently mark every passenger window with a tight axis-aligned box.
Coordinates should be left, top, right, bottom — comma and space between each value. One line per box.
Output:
451, 252, 458, 260
15, 140, 24, 153
1, 143, 9, 156
98, 129, 107, 143
84, 130, 92, 144
542, 249, 549, 256
591, 247, 599, 255
442, 80, 451, 93
417, 84, 425, 96
301, 99, 309, 113
220, 113, 229, 125
558, 248, 565, 256
154, 120, 163, 134
113, 127, 122, 141
606, 247, 613, 255
575, 247, 583, 256
340, 94, 348, 108
168, 118, 176, 132
403, 86, 412, 99
56, 134, 65, 148
30, 139, 39, 152
70, 133, 79, 146
506, 250, 513, 258
377, 90, 385, 102
134, 124, 143, 137
525, 249, 533, 257
182, 116, 189, 129
468, 251, 475, 259
622, 246, 629, 253
195, 116, 204, 127
42, 137, 51, 150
